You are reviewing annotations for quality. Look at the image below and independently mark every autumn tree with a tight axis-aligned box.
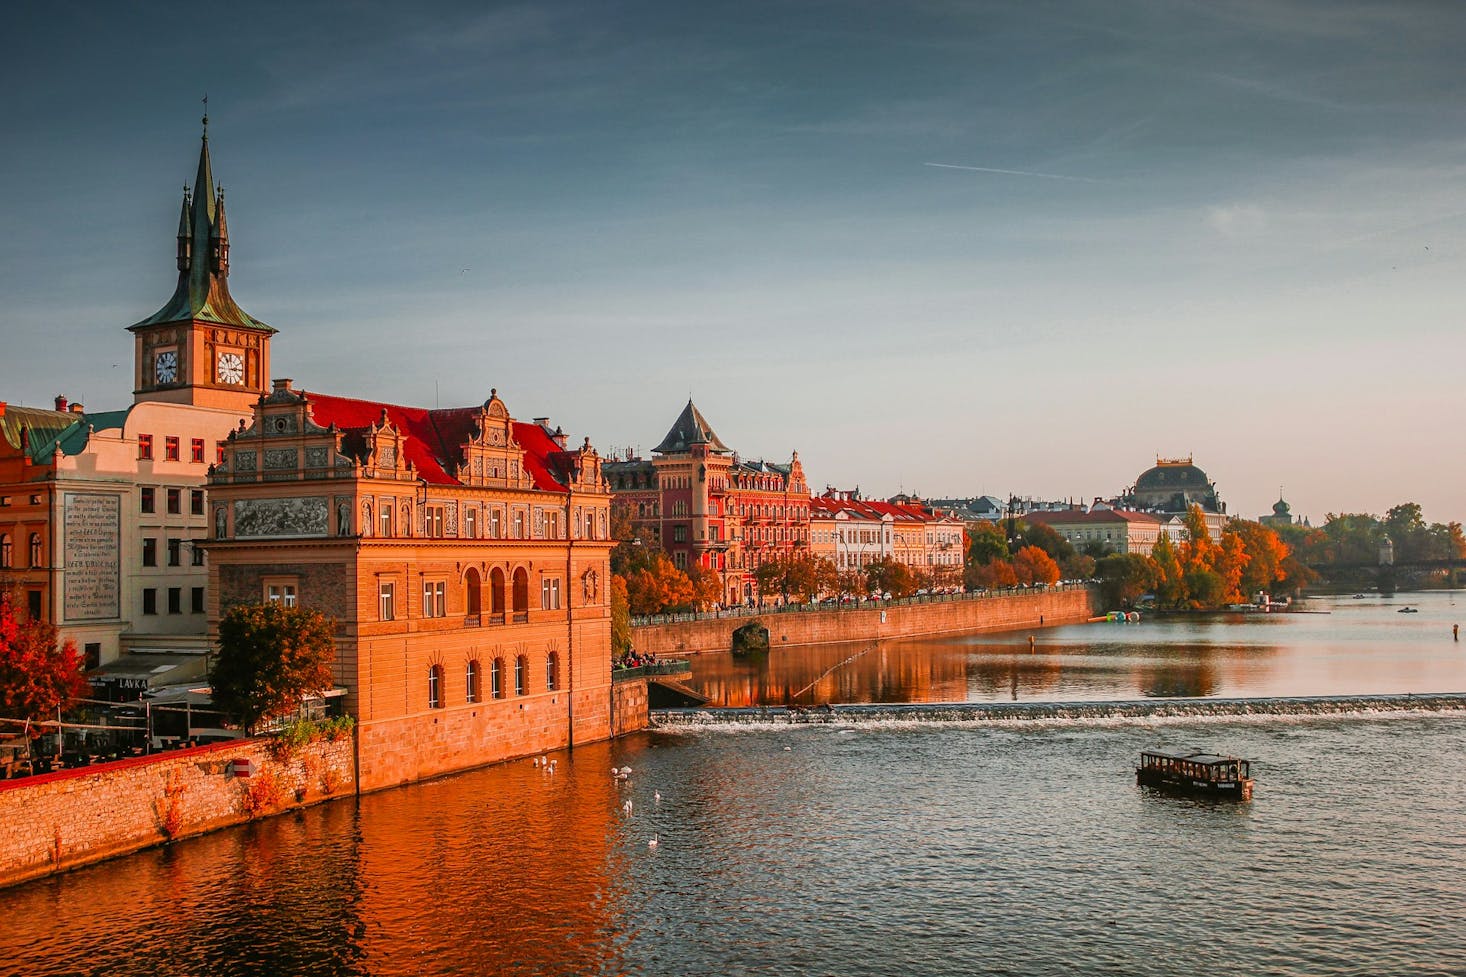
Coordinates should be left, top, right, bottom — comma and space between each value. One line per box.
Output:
1226, 520, 1289, 596
211, 602, 337, 734
610, 575, 632, 656
0, 593, 88, 727
866, 557, 919, 598
624, 552, 696, 615
1018, 522, 1075, 565
971, 560, 1018, 589
965, 521, 1010, 566
1011, 545, 1061, 586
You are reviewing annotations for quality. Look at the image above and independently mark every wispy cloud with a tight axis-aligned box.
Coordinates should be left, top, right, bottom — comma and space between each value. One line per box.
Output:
1205, 203, 1268, 237
923, 162, 1104, 183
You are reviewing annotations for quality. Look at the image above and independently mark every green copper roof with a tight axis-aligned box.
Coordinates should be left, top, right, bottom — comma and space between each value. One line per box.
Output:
129, 130, 273, 334
0, 405, 109, 463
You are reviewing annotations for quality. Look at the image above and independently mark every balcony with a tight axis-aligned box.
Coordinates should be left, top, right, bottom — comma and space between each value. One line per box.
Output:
512, 612, 529, 624
463, 614, 481, 628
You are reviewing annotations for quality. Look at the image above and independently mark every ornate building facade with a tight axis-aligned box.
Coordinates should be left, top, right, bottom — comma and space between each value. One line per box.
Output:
205, 382, 614, 789
810, 491, 966, 587
605, 400, 809, 605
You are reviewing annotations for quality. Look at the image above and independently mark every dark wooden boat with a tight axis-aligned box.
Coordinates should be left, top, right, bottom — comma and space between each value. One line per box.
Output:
1137, 749, 1253, 800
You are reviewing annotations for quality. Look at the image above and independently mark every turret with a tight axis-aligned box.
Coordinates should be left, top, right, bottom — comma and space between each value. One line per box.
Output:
211, 188, 230, 276
176, 188, 193, 271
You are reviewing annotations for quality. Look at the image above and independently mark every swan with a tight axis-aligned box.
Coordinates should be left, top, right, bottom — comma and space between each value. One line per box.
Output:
654, 791, 661, 803
648, 833, 659, 849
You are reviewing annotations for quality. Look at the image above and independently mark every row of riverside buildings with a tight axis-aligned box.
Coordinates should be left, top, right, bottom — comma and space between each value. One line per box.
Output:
602, 402, 966, 605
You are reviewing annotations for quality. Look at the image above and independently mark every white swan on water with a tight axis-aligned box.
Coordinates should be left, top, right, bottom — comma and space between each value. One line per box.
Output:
648, 833, 659, 849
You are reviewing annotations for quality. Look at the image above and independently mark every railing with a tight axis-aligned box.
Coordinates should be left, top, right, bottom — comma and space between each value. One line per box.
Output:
613, 660, 693, 680
489, 612, 505, 625
631, 581, 1093, 627
463, 614, 481, 627
512, 611, 529, 624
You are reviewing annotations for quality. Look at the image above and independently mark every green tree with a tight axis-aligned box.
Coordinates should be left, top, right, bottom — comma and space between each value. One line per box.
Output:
1018, 522, 1075, 565
1095, 553, 1159, 608
965, 521, 1010, 566
211, 602, 337, 734
0, 592, 89, 727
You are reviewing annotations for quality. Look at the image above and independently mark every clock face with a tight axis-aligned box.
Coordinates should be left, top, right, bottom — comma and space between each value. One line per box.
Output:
216, 352, 245, 385
154, 350, 178, 385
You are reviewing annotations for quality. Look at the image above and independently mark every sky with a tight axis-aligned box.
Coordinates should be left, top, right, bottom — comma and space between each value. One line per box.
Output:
2, 0, 1464, 526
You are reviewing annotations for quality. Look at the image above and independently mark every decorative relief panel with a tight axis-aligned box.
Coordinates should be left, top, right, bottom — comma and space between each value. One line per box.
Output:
444, 501, 458, 535
62, 493, 120, 621
235, 450, 258, 471
234, 497, 329, 538
305, 447, 330, 469
266, 414, 299, 436
378, 445, 396, 468
264, 448, 296, 470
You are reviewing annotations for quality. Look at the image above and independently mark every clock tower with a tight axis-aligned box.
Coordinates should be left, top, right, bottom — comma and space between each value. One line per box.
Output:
129, 116, 275, 411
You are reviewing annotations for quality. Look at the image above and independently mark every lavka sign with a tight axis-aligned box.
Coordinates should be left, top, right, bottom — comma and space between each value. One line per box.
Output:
63, 492, 121, 621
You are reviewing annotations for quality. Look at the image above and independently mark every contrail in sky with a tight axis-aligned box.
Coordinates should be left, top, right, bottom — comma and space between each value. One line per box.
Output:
924, 162, 1102, 183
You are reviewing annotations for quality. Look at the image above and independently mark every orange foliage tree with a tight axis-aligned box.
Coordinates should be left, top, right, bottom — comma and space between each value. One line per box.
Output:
1012, 545, 1061, 586
0, 594, 88, 728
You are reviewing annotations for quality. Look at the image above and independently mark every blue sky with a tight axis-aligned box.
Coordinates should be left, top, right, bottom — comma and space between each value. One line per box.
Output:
3, 1, 1464, 524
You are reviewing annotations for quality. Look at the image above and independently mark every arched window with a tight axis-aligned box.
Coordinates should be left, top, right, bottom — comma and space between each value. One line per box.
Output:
491, 657, 505, 698
489, 568, 506, 623
428, 664, 444, 709
511, 568, 529, 622
546, 651, 560, 691
466, 660, 481, 704
465, 568, 482, 620
514, 655, 527, 695
28, 534, 42, 568
0, 534, 10, 568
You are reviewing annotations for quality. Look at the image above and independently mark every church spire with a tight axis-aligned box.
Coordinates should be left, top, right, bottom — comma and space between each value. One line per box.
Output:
129, 114, 271, 334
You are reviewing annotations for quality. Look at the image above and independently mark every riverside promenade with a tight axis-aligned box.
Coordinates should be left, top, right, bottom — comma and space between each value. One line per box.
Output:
630, 584, 1096, 657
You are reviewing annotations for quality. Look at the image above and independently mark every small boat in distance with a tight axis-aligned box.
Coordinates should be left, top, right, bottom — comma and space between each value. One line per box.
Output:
1137, 749, 1254, 801
1398, 607, 1419, 614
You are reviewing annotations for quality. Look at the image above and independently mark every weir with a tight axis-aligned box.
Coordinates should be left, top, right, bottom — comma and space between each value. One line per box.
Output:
651, 693, 1466, 726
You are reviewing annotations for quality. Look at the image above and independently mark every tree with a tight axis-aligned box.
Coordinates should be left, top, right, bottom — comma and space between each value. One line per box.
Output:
1226, 520, 1288, 596
0, 593, 88, 728
866, 558, 919, 598
1018, 522, 1075, 565
1150, 533, 1187, 608
1012, 545, 1061, 586
625, 553, 696, 615
972, 560, 1018, 589
685, 562, 724, 609
211, 602, 337, 734
610, 575, 632, 657
965, 521, 1010, 567
1095, 553, 1159, 608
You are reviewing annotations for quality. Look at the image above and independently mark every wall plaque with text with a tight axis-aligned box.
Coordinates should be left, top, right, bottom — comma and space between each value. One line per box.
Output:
63, 492, 121, 621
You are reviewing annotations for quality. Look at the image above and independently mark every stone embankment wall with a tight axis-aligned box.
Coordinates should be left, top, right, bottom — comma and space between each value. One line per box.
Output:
633, 588, 1096, 657
0, 737, 353, 890
610, 677, 650, 737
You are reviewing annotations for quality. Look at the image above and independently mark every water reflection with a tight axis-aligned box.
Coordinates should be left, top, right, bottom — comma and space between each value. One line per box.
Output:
685, 591, 1466, 706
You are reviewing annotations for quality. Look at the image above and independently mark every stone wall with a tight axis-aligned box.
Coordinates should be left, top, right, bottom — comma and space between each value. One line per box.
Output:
0, 736, 353, 890
355, 685, 612, 793
633, 588, 1097, 657
610, 677, 649, 738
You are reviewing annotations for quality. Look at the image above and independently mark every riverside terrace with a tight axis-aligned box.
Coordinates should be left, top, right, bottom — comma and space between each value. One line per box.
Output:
629, 580, 1093, 626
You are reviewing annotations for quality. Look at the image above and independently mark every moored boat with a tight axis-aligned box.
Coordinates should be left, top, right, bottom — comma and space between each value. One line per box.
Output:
1136, 749, 1253, 800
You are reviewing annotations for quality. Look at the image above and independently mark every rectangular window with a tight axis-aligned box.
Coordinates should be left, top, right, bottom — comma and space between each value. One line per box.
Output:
165, 437, 180, 462
266, 583, 298, 608
541, 577, 561, 611
191, 490, 205, 515
513, 511, 525, 539
167, 488, 181, 514
191, 587, 205, 614
138, 434, 153, 460
167, 538, 181, 566
142, 537, 157, 567
27, 590, 42, 622
490, 509, 503, 539
464, 509, 477, 539
379, 582, 395, 620
380, 506, 392, 537
216, 441, 227, 465
491, 660, 502, 698
422, 581, 446, 618
167, 587, 181, 614
191, 438, 205, 463
425, 506, 444, 538
140, 487, 155, 513
514, 657, 525, 696
142, 588, 157, 615
546, 510, 560, 539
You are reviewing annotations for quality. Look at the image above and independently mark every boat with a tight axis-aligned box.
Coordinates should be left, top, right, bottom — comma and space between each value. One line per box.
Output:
1398, 607, 1418, 614
1136, 749, 1254, 800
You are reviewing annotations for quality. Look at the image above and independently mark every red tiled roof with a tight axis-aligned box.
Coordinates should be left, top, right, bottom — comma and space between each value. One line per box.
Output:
302, 391, 569, 490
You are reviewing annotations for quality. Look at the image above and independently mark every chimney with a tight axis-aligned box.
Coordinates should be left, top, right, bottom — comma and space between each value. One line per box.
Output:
70, 403, 84, 413
272, 378, 294, 392
55, 395, 68, 412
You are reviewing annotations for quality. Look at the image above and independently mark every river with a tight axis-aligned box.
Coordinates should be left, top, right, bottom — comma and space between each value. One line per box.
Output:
2, 591, 1463, 977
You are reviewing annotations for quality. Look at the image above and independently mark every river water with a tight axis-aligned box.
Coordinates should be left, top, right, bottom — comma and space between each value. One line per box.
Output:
3, 591, 1464, 977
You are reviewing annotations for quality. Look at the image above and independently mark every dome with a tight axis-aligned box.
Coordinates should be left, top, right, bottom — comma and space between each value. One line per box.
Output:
1134, 459, 1210, 492
1272, 497, 1291, 515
